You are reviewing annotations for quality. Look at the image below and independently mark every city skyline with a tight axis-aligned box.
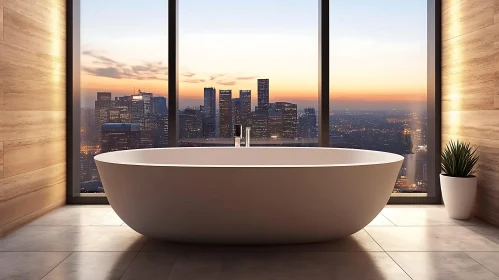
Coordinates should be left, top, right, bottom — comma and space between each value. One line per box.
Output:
80, 74, 427, 194
80, 0, 427, 110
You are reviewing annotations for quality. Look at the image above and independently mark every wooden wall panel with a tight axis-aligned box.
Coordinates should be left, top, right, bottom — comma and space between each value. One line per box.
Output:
0, 6, 3, 40
0, 142, 3, 179
1, 0, 65, 29
0, 41, 65, 111
0, 164, 65, 225
0, 111, 65, 141
443, 0, 499, 226
0, 0, 66, 237
3, 137, 65, 177
2, 8, 65, 58
442, 0, 495, 41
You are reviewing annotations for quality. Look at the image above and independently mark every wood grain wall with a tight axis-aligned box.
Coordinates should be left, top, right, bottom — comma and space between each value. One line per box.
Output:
442, 0, 499, 226
0, 0, 66, 237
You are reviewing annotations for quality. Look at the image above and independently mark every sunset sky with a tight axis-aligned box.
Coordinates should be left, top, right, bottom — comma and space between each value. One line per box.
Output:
80, 0, 427, 110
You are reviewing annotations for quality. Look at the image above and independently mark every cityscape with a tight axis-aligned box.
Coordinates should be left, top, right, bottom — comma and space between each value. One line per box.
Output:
80, 78, 428, 195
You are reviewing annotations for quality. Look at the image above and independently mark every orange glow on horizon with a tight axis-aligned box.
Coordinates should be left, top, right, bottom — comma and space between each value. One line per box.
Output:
82, 74, 426, 103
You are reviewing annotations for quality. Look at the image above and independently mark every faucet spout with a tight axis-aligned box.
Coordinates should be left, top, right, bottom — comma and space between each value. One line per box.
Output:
245, 127, 251, 147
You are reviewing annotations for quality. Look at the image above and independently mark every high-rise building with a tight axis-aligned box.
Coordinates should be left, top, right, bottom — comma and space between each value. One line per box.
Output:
131, 95, 145, 125
180, 107, 201, 139
139, 90, 153, 115
219, 90, 233, 138
100, 123, 141, 153
153, 96, 168, 115
95, 92, 112, 130
240, 90, 251, 115
203, 87, 216, 138
108, 108, 121, 123
257, 79, 269, 113
233, 98, 242, 127
275, 102, 298, 139
157, 115, 168, 147
141, 114, 158, 148
268, 107, 283, 138
250, 112, 268, 139
114, 96, 132, 123
240, 90, 251, 129
298, 108, 318, 138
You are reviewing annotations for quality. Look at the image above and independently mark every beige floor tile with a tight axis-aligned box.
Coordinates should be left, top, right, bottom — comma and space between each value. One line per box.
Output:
42, 252, 137, 280
367, 214, 395, 226
168, 252, 411, 280
28, 206, 111, 226
381, 206, 482, 226
120, 252, 177, 280
389, 252, 499, 280
466, 252, 499, 276
0, 252, 70, 280
90, 211, 124, 226
366, 225, 499, 251
0, 226, 146, 252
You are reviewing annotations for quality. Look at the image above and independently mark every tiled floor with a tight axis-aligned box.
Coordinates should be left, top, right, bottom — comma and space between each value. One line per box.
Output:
1, 206, 499, 280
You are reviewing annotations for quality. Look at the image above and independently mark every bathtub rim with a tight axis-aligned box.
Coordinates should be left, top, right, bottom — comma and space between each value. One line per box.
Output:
94, 147, 405, 168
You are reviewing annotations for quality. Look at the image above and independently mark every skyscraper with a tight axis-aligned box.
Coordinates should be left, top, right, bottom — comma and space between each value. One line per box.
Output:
275, 102, 298, 139
298, 108, 318, 138
180, 107, 202, 139
108, 108, 121, 123
157, 115, 168, 147
233, 98, 242, 127
139, 90, 153, 115
100, 123, 141, 153
114, 96, 132, 123
203, 87, 216, 138
219, 90, 233, 138
95, 92, 112, 131
240, 90, 251, 129
141, 114, 158, 148
250, 112, 268, 139
131, 95, 145, 125
268, 107, 283, 138
153, 96, 168, 115
257, 79, 269, 113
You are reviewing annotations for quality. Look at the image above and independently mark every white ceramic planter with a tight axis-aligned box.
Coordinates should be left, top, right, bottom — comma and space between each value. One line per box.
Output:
440, 174, 477, 220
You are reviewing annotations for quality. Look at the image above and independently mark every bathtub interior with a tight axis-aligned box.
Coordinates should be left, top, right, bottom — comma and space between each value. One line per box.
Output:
94, 147, 404, 167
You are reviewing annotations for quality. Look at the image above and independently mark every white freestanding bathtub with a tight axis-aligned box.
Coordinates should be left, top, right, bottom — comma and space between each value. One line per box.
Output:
95, 147, 403, 244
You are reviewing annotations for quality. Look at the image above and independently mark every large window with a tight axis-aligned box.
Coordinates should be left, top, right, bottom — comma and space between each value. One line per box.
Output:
177, 0, 318, 147
329, 0, 429, 196
78, 0, 168, 194
71, 0, 439, 202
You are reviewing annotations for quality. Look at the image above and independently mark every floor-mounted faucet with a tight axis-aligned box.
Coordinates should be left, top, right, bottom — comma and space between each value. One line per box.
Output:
234, 125, 242, 147
245, 127, 251, 147
234, 125, 251, 147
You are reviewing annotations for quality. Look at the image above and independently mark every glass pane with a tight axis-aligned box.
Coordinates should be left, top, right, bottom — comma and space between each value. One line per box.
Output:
329, 1, 428, 195
178, 0, 318, 147
79, 0, 168, 193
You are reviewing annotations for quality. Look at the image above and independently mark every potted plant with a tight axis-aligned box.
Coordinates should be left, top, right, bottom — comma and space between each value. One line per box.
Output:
440, 139, 479, 219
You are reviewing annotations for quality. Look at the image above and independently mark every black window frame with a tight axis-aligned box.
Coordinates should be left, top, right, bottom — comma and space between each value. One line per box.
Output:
67, 0, 441, 204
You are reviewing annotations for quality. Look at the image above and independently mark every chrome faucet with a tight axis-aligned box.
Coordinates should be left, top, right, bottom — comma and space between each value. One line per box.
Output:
234, 125, 242, 147
234, 125, 251, 147
245, 127, 251, 147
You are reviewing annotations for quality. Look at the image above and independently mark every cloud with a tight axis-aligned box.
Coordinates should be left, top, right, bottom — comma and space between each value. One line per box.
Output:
182, 72, 196, 78
183, 78, 206, 84
82, 50, 168, 81
83, 50, 127, 68
83, 67, 124, 79
217, 80, 237, 86
209, 74, 225, 81
236, 76, 258, 80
